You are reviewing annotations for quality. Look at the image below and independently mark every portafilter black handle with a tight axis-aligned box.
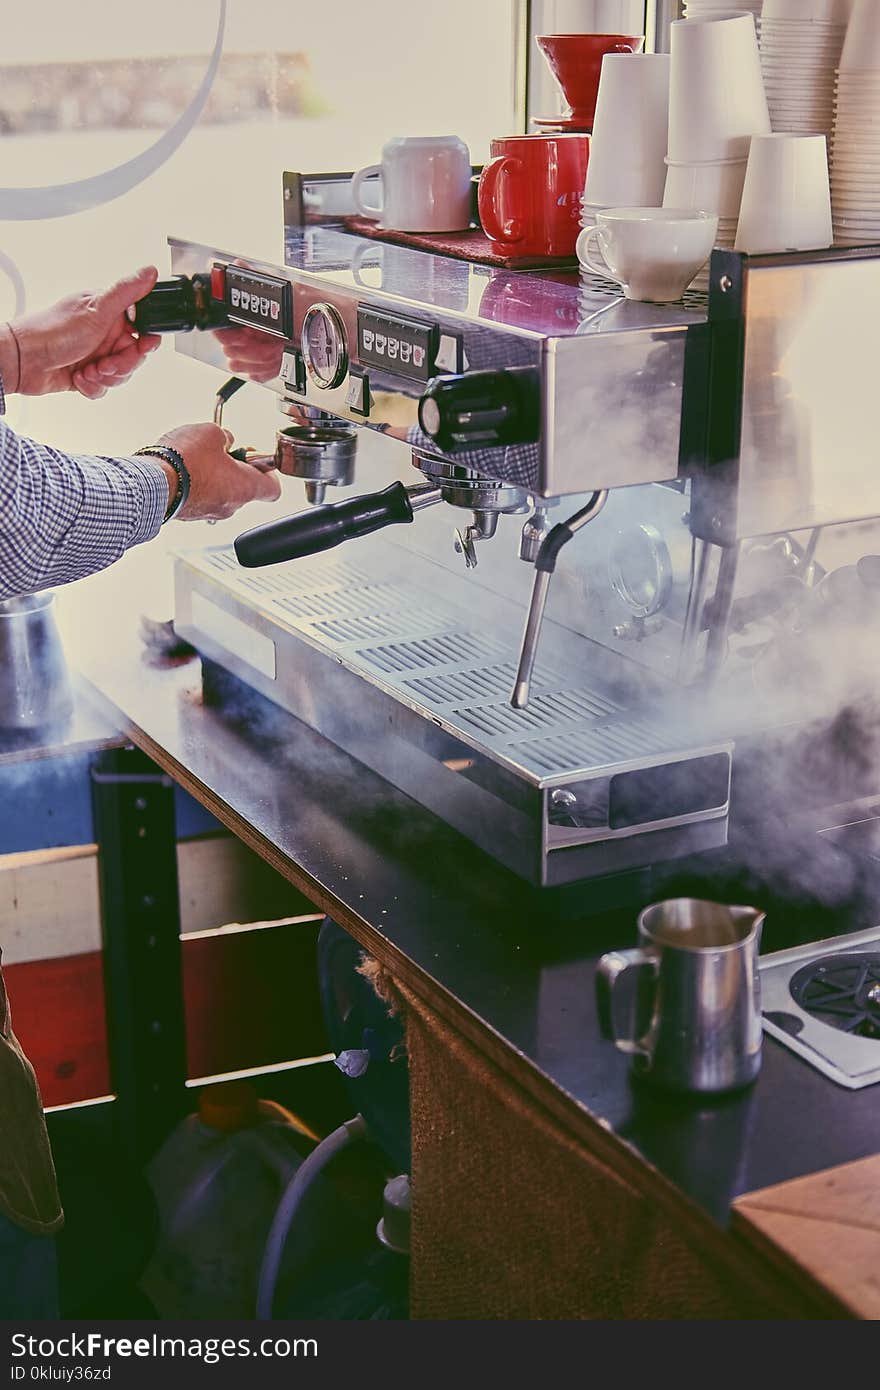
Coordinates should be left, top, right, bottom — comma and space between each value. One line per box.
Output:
234, 482, 418, 568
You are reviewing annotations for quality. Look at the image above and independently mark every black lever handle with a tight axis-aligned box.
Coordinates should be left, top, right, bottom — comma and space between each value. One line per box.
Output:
234, 482, 416, 568
129, 273, 227, 334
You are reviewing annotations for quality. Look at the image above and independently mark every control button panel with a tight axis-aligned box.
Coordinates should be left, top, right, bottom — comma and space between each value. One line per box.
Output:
357, 307, 437, 383
223, 265, 293, 338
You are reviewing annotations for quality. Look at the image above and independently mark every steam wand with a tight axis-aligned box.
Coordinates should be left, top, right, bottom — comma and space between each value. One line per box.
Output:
213, 376, 271, 465
511, 491, 608, 710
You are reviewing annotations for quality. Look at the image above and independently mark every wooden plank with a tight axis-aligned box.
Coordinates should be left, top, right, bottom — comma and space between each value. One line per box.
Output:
0, 848, 101, 964
733, 1154, 880, 1319
4, 918, 330, 1108
5, 950, 110, 1107
0, 845, 98, 871
736, 1153, 880, 1232
176, 832, 316, 935
0, 833, 318, 965
181, 916, 328, 1080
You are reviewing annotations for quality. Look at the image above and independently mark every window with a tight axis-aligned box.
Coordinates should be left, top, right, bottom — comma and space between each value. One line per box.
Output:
0, 0, 520, 512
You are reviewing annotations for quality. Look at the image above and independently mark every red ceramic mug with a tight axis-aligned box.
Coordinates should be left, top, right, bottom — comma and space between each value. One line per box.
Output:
537, 33, 644, 127
478, 134, 590, 259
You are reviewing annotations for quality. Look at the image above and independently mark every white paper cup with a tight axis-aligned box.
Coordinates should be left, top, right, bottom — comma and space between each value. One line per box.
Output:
763, 0, 852, 21
735, 133, 832, 251
583, 53, 671, 207
663, 157, 748, 216
840, 0, 880, 71
576, 207, 718, 302
669, 13, 770, 162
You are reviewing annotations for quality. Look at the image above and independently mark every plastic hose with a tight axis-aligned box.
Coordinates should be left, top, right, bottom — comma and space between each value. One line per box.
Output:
256, 1114, 369, 1319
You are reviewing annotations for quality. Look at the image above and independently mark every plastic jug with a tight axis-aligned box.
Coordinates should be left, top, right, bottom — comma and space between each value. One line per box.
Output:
140, 1081, 316, 1319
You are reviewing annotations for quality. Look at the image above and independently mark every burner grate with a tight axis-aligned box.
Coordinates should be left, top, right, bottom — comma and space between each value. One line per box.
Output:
790, 953, 880, 1040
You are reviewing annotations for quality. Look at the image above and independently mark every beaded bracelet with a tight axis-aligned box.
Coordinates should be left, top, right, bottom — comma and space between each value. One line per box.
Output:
134, 444, 190, 522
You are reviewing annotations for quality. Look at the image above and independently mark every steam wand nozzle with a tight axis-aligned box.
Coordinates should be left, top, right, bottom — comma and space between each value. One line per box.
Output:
214, 375, 247, 426
511, 491, 608, 710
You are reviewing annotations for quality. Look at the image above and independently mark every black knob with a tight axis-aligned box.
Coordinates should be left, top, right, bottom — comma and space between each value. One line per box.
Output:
418, 367, 540, 452
129, 273, 226, 335
234, 482, 415, 568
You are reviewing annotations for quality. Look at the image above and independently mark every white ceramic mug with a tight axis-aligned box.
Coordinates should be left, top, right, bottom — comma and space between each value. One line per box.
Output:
351, 135, 472, 233
577, 207, 718, 302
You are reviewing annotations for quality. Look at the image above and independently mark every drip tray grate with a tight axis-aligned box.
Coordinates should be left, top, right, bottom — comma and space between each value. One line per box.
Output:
181, 545, 708, 784
360, 631, 508, 675
514, 719, 668, 775
204, 547, 373, 595
272, 582, 405, 622
403, 662, 557, 705
454, 688, 619, 738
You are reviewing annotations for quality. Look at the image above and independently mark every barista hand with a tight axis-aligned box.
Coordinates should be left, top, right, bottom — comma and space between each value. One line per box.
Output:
153, 422, 282, 521
0, 265, 162, 399
215, 325, 284, 383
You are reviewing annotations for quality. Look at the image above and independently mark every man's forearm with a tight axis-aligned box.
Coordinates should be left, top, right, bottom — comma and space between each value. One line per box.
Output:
0, 419, 169, 599
0, 324, 20, 394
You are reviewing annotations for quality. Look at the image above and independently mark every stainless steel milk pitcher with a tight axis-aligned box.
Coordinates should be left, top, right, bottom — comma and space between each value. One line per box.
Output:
597, 898, 765, 1094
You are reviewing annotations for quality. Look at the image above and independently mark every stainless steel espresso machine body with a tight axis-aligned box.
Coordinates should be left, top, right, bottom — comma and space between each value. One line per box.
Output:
161, 172, 880, 887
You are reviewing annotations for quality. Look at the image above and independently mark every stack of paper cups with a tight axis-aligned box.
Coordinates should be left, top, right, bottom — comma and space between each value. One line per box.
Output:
760, 0, 850, 140
581, 53, 671, 234
830, 0, 880, 244
666, 13, 770, 284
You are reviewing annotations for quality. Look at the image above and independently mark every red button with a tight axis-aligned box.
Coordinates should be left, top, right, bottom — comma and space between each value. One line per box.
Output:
211, 264, 227, 302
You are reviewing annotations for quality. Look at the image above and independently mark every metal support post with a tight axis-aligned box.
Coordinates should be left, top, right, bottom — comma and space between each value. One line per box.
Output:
92, 746, 188, 1162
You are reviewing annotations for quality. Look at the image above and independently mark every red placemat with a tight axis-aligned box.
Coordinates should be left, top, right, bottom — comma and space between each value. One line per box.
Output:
343, 215, 578, 270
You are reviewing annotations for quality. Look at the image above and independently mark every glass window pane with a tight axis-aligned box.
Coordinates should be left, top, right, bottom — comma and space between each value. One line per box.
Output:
0, 0, 518, 502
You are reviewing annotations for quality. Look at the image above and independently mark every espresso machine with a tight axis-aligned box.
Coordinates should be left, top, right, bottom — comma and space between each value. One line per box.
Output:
143, 171, 880, 888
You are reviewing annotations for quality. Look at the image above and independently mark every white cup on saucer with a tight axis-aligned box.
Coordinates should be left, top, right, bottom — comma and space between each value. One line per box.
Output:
576, 207, 719, 302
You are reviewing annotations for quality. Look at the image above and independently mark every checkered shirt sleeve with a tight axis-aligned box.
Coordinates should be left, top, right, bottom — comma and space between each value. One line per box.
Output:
0, 370, 168, 600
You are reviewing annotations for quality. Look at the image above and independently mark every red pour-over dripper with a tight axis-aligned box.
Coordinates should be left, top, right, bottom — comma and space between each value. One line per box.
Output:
536, 33, 645, 130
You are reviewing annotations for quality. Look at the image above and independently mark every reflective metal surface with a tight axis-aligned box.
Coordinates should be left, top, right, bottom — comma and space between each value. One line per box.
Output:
691, 251, 880, 542
163, 199, 880, 891
174, 536, 731, 887
760, 925, 880, 1089
598, 898, 765, 1094
168, 229, 701, 497
0, 592, 73, 733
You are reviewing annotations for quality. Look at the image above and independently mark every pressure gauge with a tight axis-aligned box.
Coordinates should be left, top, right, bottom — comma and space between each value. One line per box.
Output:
301, 302, 348, 390
608, 524, 673, 619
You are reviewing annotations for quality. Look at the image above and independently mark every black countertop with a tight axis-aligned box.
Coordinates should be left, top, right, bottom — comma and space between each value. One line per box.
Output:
59, 564, 880, 1232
